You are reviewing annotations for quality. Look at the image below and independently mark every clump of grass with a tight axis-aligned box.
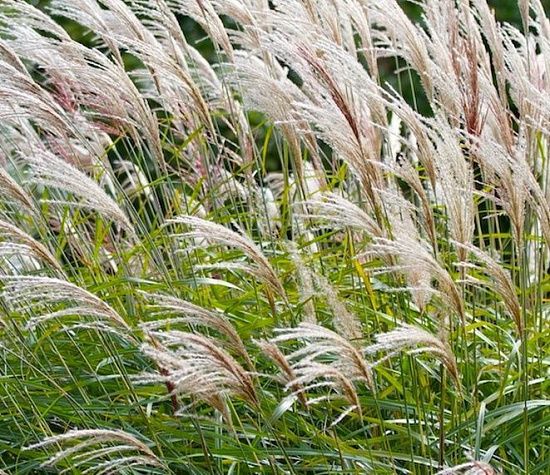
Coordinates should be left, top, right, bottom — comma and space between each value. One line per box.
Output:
0, 0, 548, 473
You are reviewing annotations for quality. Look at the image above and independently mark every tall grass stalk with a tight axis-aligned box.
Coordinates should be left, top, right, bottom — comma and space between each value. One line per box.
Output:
0, 0, 548, 473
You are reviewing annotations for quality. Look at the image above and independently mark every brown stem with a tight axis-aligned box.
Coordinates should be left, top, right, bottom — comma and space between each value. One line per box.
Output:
159, 367, 179, 415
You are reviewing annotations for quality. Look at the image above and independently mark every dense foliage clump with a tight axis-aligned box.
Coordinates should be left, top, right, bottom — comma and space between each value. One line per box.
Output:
0, 0, 548, 473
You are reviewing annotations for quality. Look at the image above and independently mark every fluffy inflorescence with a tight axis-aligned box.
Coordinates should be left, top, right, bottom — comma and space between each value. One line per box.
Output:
0, 0, 547, 473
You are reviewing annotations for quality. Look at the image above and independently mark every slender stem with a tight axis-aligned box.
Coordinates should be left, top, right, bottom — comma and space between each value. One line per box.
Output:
518, 240, 529, 473
438, 363, 447, 470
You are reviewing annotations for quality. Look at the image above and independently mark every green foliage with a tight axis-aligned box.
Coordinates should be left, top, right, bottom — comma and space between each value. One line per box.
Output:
0, 1, 548, 474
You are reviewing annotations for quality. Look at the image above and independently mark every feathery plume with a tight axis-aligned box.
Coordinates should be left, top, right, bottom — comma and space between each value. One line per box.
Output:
255, 338, 307, 406
0, 60, 75, 139
369, 0, 433, 97
366, 324, 459, 384
168, 215, 285, 298
366, 192, 464, 319
272, 322, 374, 394
363, 190, 463, 317
429, 118, 475, 261
473, 135, 531, 245
311, 272, 364, 342
140, 291, 252, 368
0, 166, 35, 212
435, 460, 496, 475
114, 160, 153, 201
457, 243, 522, 335
24, 429, 162, 473
0, 276, 130, 331
0, 220, 63, 273
26, 150, 134, 236
138, 331, 257, 421
267, 323, 374, 420
287, 244, 317, 323
301, 192, 384, 239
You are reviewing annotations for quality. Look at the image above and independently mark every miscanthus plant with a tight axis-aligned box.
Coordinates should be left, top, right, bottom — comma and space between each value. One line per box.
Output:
0, 0, 548, 473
